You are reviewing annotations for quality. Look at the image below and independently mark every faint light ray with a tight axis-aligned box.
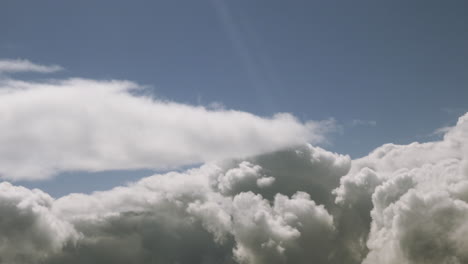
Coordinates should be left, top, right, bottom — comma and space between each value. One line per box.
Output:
209, 0, 275, 113
236, 11, 284, 94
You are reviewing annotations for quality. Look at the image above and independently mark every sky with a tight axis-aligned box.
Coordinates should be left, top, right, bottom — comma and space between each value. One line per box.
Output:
1, 1, 468, 263
2, 0, 467, 151
2, 0, 467, 196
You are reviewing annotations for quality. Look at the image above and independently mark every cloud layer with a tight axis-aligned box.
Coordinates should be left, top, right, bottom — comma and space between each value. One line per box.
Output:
0, 145, 349, 264
1, 112, 467, 263
2, 60, 468, 263
0, 77, 333, 180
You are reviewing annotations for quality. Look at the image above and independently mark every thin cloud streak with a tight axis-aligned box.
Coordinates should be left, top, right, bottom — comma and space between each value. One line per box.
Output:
0, 59, 63, 74
351, 119, 377, 127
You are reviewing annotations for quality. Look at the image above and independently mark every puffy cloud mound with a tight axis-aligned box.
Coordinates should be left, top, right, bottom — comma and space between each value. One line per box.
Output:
335, 113, 468, 264
0, 182, 78, 263
0, 145, 351, 264
0, 77, 333, 180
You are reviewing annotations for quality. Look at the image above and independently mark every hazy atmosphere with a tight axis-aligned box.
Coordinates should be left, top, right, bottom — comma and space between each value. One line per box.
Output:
1, 1, 468, 263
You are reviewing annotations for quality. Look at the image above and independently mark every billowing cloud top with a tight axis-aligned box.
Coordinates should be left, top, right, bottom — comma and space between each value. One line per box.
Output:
0, 77, 333, 180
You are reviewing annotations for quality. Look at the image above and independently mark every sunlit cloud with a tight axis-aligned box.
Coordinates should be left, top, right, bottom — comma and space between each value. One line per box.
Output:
1, 113, 467, 263
0, 76, 334, 180
1, 58, 468, 264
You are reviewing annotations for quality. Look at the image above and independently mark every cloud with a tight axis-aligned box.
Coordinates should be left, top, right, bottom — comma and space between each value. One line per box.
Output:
2, 59, 468, 263
0, 113, 468, 263
431, 125, 454, 137
0, 144, 351, 264
0, 59, 63, 74
0, 182, 79, 263
0, 77, 333, 180
334, 113, 468, 264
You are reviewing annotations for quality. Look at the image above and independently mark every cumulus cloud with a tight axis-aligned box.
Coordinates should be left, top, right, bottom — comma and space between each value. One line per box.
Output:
0, 182, 79, 263
2, 60, 468, 263
1, 112, 468, 263
0, 144, 351, 264
0, 59, 63, 74
334, 113, 468, 264
0, 77, 333, 180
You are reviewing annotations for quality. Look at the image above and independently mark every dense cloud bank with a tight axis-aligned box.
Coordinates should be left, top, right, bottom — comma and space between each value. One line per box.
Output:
0, 113, 467, 264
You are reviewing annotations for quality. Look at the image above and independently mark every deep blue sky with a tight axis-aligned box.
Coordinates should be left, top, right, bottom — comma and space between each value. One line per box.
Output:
2, 0, 467, 196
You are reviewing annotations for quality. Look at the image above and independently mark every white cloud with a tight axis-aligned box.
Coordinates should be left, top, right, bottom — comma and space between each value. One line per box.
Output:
334, 113, 468, 264
0, 77, 334, 180
0, 59, 63, 74
2, 59, 468, 264
431, 125, 453, 137
0, 144, 349, 264
0, 182, 79, 263
0, 114, 468, 263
